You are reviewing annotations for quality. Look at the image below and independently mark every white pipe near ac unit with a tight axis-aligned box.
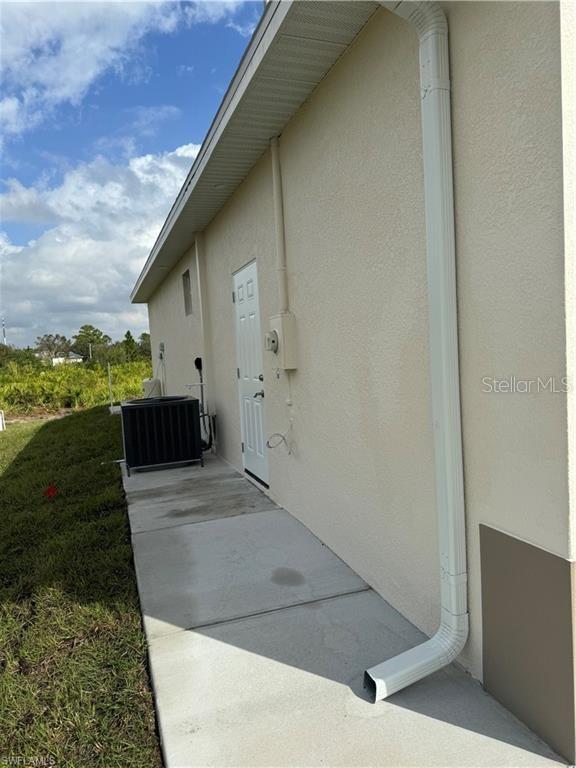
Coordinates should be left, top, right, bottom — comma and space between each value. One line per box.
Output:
195, 233, 206, 354
364, 0, 468, 700
194, 231, 213, 418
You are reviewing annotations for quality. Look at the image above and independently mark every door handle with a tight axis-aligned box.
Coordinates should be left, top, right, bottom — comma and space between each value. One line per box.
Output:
258, 374, 264, 382
253, 390, 265, 399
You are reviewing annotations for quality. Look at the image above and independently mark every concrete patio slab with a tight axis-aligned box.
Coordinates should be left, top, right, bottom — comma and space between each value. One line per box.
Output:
148, 589, 563, 768
124, 458, 565, 767
124, 458, 276, 533
133, 508, 368, 640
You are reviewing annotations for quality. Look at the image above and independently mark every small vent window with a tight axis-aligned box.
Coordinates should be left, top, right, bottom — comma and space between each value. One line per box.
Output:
182, 269, 193, 315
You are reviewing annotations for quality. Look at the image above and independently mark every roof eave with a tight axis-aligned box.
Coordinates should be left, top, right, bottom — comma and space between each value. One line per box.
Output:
131, 0, 378, 303
131, 1, 292, 304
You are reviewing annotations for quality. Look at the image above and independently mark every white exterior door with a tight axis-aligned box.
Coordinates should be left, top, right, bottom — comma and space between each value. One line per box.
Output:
234, 261, 268, 484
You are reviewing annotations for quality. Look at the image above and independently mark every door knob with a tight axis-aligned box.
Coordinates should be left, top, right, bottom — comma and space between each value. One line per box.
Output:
258, 374, 264, 382
253, 390, 265, 399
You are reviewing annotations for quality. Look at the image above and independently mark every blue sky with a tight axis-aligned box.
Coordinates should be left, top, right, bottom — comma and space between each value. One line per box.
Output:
0, 1, 263, 347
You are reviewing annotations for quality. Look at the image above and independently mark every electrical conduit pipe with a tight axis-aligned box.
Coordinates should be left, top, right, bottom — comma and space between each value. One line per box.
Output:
268, 135, 297, 371
364, 0, 468, 701
270, 135, 289, 314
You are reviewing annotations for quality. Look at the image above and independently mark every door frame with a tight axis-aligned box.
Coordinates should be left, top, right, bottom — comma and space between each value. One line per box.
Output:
233, 259, 269, 486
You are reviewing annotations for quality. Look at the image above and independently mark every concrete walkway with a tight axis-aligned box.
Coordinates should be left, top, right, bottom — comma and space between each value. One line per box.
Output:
123, 457, 565, 768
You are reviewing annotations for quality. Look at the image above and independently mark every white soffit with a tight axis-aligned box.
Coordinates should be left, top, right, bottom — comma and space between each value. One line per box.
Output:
132, 0, 378, 303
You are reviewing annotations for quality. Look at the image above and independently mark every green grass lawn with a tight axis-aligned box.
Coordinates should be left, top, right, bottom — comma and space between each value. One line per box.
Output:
0, 408, 161, 767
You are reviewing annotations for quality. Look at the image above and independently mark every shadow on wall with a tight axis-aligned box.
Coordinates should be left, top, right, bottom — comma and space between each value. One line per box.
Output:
0, 411, 561, 764
126, 455, 560, 763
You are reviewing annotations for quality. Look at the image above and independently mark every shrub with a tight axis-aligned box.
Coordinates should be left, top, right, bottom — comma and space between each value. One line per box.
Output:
0, 361, 152, 415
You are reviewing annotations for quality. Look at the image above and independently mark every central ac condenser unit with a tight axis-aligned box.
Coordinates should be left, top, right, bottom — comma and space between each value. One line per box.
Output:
121, 396, 202, 474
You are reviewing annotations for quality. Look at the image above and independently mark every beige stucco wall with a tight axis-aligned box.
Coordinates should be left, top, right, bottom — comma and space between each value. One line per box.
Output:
201, 154, 278, 470
562, 0, 576, 560
148, 248, 204, 395
146, 2, 566, 679
447, 0, 567, 673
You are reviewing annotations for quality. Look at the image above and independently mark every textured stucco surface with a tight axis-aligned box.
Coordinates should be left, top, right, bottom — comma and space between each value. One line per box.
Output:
201, 152, 277, 471
148, 248, 204, 395
125, 460, 564, 768
562, 0, 576, 559
447, 0, 567, 673
146, 2, 567, 678
267, 8, 440, 636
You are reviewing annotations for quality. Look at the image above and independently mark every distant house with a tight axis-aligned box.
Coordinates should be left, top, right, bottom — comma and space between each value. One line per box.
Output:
131, 2, 575, 762
52, 352, 83, 366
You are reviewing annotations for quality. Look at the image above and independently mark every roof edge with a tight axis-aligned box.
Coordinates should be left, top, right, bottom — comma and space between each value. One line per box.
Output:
131, 1, 292, 303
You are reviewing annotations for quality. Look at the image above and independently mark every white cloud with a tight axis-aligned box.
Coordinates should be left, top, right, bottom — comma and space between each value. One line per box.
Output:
183, 1, 245, 25
0, 1, 259, 344
0, 3, 174, 136
0, 1, 253, 139
129, 105, 182, 135
93, 104, 182, 158
226, 20, 258, 37
178, 64, 196, 76
0, 143, 200, 345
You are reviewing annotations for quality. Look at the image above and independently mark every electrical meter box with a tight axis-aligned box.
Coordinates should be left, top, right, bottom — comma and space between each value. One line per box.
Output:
268, 312, 297, 370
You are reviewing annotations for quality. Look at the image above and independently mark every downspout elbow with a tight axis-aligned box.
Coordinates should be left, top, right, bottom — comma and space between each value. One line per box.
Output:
364, 610, 468, 701
380, 1, 447, 38
382, 1, 450, 103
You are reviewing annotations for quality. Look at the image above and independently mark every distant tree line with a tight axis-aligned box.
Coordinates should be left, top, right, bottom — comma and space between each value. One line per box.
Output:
0, 325, 151, 369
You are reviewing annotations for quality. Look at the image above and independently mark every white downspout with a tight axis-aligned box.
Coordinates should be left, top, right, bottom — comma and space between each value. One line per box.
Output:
365, 0, 468, 700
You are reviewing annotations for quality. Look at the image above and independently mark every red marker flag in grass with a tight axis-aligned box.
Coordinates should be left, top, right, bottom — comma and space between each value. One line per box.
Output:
43, 484, 58, 500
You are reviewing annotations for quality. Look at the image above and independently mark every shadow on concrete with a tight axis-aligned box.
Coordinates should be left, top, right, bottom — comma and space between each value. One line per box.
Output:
2, 414, 560, 765
125, 457, 564, 765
